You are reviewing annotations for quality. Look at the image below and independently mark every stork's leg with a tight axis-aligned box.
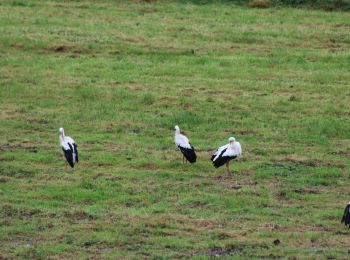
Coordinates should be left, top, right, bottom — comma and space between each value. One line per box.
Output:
226, 161, 231, 175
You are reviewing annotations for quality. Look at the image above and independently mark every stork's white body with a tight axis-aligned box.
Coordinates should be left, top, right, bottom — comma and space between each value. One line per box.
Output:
59, 128, 78, 168
211, 137, 242, 174
174, 125, 197, 164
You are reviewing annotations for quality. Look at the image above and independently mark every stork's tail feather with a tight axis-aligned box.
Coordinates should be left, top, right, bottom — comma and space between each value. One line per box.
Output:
62, 147, 75, 168
342, 205, 350, 227
73, 143, 78, 163
342, 214, 350, 227
179, 147, 197, 163
212, 155, 237, 168
212, 157, 227, 168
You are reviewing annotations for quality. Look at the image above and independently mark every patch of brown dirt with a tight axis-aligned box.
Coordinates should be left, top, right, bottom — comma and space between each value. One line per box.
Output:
54, 46, 66, 52
62, 210, 95, 221
209, 243, 269, 257
48, 212, 57, 218
1, 205, 42, 219
329, 149, 350, 156
134, 162, 157, 170
164, 214, 221, 231
46, 45, 93, 55
231, 129, 258, 135
0, 178, 8, 183
27, 118, 49, 124
194, 219, 219, 229
293, 188, 320, 194
92, 172, 104, 179
188, 201, 207, 208
279, 156, 345, 168
0, 106, 19, 120
213, 169, 252, 180
105, 175, 122, 181
0, 143, 38, 153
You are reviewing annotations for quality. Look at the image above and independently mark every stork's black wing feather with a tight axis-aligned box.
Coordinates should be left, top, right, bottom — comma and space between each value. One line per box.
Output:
178, 143, 197, 163
341, 204, 350, 227
212, 148, 237, 168
73, 143, 78, 163
212, 148, 227, 168
62, 143, 74, 168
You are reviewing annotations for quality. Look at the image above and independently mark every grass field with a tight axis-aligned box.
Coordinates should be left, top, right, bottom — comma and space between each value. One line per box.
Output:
1, 0, 350, 258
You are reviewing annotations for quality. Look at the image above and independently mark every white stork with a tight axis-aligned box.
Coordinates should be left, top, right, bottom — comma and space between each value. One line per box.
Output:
211, 137, 242, 174
59, 127, 78, 168
341, 202, 350, 228
174, 125, 197, 164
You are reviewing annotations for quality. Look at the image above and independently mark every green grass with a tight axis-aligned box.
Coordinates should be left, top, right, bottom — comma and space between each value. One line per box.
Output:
1, 0, 350, 258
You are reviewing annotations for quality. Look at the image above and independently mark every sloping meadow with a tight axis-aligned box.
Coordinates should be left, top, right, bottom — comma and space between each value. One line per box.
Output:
0, 0, 349, 258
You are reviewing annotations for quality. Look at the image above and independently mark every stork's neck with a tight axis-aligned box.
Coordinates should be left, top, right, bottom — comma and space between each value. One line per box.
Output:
175, 129, 180, 135
60, 132, 65, 141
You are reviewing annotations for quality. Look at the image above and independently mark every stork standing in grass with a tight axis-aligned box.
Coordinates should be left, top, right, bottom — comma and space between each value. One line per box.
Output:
59, 127, 78, 168
174, 125, 197, 164
341, 202, 350, 228
211, 137, 242, 174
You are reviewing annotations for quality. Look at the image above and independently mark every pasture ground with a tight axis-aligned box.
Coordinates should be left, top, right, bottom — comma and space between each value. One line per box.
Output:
0, 0, 350, 258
